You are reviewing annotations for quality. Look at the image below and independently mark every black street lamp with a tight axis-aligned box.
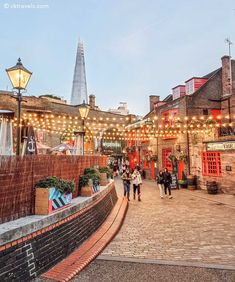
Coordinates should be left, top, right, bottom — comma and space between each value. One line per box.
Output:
77, 100, 90, 155
6, 58, 32, 156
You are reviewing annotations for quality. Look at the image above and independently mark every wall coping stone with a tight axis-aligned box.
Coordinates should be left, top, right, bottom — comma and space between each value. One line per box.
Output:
0, 181, 114, 246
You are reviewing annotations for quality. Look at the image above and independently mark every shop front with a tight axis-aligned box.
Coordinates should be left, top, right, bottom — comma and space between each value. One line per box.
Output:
201, 140, 235, 194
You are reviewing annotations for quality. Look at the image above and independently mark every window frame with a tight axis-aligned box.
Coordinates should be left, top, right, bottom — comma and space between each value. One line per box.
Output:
202, 151, 222, 176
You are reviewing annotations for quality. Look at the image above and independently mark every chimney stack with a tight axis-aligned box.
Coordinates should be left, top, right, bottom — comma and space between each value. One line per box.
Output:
221, 55, 231, 96
89, 94, 96, 109
149, 95, 160, 111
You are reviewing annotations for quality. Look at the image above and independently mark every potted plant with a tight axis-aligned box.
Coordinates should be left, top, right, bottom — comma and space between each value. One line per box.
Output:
178, 171, 188, 188
79, 167, 101, 196
35, 176, 75, 215
99, 166, 113, 185
79, 174, 92, 196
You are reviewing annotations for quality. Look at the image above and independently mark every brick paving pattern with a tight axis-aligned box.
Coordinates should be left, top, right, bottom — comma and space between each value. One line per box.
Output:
101, 178, 235, 267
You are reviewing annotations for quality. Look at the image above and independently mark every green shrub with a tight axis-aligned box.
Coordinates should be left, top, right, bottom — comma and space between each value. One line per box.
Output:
35, 176, 75, 194
79, 174, 90, 189
36, 176, 58, 188
84, 167, 98, 175
57, 179, 75, 194
178, 179, 187, 185
99, 166, 112, 178
84, 167, 101, 183
85, 172, 101, 183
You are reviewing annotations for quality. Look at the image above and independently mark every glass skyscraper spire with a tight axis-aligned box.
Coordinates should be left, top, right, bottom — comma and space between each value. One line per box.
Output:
70, 41, 88, 105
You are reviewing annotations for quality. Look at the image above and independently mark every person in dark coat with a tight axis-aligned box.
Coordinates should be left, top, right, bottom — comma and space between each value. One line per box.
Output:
121, 167, 132, 201
163, 168, 172, 199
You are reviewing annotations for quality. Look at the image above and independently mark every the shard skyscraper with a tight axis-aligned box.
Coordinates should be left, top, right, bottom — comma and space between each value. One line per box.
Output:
70, 41, 88, 105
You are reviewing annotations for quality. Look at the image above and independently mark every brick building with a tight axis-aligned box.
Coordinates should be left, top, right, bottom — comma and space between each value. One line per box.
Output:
0, 92, 136, 156
128, 55, 235, 194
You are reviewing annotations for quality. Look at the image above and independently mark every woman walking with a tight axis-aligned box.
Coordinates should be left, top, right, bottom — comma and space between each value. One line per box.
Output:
121, 167, 132, 201
163, 168, 172, 199
132, 167, 142, 201
157, 170, 165, 199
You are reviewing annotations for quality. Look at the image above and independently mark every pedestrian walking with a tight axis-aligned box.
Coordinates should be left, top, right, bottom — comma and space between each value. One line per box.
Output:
163, 168, 172, 199
132, 167, 142, 201
121, 163, 126, 174
113, 160, 119, 177
121, 167, 132, 201
156, 170, 164, 199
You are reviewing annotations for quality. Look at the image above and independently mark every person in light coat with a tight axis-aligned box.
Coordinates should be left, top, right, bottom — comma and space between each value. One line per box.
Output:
132, 167, 142, 201
156, 170, 164, 199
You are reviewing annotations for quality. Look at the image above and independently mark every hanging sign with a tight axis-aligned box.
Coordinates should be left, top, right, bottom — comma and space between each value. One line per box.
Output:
25, 126, 37, 155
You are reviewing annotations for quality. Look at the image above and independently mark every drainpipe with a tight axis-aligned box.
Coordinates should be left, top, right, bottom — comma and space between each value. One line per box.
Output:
186, 97, 191, 175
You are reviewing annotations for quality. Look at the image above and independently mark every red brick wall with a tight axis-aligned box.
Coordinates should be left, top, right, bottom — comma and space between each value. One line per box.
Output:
0, 155, 107, 223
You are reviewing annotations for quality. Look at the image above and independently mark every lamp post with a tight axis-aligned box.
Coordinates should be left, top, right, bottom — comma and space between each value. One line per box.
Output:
77, 100, 90, 155
6, 58, 32, 156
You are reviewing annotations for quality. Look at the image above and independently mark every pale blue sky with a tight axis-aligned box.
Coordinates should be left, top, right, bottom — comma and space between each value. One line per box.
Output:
0, 0, 234, 115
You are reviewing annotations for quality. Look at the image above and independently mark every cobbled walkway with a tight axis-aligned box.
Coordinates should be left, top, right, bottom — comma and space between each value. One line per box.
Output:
100, 178, 235, 267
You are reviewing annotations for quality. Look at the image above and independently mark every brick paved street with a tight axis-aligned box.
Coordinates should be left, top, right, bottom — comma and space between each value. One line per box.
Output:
38, 178, 235, 282
101, 178, 235, 267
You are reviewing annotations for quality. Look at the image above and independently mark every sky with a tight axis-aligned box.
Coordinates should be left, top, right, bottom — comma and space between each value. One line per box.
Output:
0, 0, 234, 115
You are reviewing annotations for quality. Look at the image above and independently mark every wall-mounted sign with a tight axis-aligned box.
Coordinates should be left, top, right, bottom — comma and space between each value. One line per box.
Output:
206, 141, 235, 151
102, 142, 121, 148
226, 165, 232, 171
102, 141, 123, 154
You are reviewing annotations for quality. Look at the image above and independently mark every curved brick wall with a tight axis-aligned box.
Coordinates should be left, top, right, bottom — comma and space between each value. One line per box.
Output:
0, 155, 107, 223
0, 183, 117, 281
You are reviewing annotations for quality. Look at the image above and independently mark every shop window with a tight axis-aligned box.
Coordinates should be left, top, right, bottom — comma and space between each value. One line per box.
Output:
162, 148, 172, 171
202, 152, 222, 176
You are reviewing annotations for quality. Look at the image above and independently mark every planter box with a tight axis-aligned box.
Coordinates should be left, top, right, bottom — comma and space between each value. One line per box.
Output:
178, 182, 188, 189
35, 187, 72, 215
100, 172, 108, 186
80, 185, 94, 197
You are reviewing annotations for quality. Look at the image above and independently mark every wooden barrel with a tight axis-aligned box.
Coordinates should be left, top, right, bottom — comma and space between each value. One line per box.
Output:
206, 181, 218, 194
187, 175, 196, 190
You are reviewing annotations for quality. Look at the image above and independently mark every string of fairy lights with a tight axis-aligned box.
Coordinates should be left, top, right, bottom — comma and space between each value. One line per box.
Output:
5, 112, 235, 141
